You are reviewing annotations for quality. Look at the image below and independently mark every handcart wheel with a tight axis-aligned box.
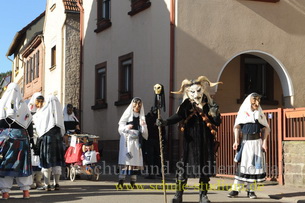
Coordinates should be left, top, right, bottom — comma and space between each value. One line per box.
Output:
70, 166, 76, 182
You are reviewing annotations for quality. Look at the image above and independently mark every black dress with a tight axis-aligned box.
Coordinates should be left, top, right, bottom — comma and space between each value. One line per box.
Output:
166, 99, 221, 183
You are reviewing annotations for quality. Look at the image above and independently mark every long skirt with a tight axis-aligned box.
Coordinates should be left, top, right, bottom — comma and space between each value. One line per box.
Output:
235, 139, 266, 183
0, 128, 32, 177
39, 127, 65, 168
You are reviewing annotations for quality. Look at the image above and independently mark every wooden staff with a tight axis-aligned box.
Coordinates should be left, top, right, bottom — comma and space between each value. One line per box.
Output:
154, 84, 167, 203
157, 105, 167, 203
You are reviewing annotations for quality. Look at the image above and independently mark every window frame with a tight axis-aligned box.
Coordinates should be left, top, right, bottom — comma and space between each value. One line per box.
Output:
115, 52, 133, 106
95, 0, 112, 33
92, 62, 108, 110
36, 51, 40, 78
51, 45, 56, 69
238, 54, 278, 105
128, 0, 151, 16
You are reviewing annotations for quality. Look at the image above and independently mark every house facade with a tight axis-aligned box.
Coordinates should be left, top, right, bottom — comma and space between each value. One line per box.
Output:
174, 0, 305, 187
43, 0, 80, 108
174, 0, 305, 112
81, 0, 171, 161
6, 12, 45, 97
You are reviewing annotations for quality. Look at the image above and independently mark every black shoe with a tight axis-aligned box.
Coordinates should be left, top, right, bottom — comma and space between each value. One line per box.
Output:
199, 195, 211, 203
54, 184, 60, 190
172, 192, 183, 203
117, 180, 124, 188
248, 191, 257, 199
227, 190, 239, 198
130, 181, 136, 189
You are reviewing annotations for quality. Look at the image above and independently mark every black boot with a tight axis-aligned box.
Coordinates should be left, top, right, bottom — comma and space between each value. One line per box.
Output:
117, 180, 124, 189
172, 179, 186, 203
199, 190, 211, 203
172, 191, 183, 203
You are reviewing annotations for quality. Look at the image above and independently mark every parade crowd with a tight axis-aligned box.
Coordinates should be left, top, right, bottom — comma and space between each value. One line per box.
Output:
0, 75, 270, 203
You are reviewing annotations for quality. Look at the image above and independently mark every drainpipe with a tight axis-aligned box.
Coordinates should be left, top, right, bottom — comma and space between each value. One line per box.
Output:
77, 0, 84, 128
61, 16, 67, 105
41, 35, 46, 96
18, 54, 26, 97
168, 0, 176, 164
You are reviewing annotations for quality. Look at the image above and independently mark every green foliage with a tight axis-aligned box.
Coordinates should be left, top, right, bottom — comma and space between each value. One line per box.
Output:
0, 71, 11, 82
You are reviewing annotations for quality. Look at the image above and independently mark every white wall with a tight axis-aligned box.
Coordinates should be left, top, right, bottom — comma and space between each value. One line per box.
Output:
43, 0, 66, 103
82, 0, 171, 140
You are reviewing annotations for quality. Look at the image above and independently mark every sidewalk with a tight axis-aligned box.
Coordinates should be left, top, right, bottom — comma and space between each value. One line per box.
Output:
5, 174, 305, 203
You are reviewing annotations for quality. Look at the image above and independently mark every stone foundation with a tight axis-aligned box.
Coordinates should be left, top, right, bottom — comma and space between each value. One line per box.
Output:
283, 141, 305, 187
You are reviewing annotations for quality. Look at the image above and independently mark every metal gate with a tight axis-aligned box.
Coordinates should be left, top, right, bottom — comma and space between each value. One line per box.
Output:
216, 108, 283, 184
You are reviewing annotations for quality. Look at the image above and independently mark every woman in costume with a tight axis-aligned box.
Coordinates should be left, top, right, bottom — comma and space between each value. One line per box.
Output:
227, 93, 270, 199
117, 97, 148, 188
28, 92, 44, 190
33, 95, 65, 191
157, 76, 222, 203
0, 83, 33, 199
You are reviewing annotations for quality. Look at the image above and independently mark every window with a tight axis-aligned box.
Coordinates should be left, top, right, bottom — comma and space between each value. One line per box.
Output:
33, 55, 36, 80
29, 57, 33, 83
239, 54, 278, 105
26, 61, 29, 84
115, 53, 133, 106
51, 46, 56, 69
95, 0, 112, 33
92, 62, 108, 110
128, 0, 151, 16
36, 51, 40, 78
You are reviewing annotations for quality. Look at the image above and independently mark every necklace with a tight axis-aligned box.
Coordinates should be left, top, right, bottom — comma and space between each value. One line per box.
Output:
4, 118, 15, 129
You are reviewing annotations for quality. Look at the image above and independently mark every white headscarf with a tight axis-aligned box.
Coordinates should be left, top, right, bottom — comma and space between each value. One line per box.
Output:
28, 92, 43, 113
0, 82, 32, 128
33, 95, 65, 137
118, 97, 148, 140
63, 104, 79, 122
234, 93, 269, 129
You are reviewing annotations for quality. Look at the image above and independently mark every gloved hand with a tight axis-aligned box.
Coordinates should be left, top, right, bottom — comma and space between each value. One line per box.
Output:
208, 103, 219, 118
156, 119, 167, 127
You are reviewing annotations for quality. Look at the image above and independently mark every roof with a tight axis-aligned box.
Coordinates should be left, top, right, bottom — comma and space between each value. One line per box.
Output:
6, 12, 45, 57
63, 0, 82, 13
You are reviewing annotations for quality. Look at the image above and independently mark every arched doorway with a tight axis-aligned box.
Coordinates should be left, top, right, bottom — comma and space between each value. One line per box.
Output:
214, 50, 294, 113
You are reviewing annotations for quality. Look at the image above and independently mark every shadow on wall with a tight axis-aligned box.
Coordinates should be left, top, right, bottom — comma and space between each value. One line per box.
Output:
237, 0, 305, 35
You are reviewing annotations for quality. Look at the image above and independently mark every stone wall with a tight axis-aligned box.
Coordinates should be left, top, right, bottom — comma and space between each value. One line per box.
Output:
283, 141, 305, 187
64, 13, 80, 110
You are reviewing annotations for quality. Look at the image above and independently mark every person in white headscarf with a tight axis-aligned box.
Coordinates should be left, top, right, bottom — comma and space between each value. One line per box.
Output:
228, 93, 270, 199
117, 97, 148, 188
27, 92, 44, 190
0, 82, 33, 199
63, 104, 80, 148
33, 95, 65, 191
28, 92, 44, 113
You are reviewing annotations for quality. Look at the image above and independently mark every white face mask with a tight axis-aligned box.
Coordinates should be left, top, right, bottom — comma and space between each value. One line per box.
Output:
186, 84, 204, 104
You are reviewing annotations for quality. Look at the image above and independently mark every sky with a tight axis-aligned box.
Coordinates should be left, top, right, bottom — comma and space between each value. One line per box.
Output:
0, 1, 46, 74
